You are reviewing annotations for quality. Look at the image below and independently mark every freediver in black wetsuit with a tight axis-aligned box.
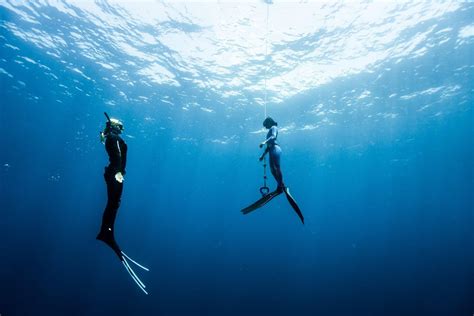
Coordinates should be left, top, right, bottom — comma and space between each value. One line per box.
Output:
241, 117, 304, 224
97, 115, 127, 254
259, 117, 284, 192
97, 112, 149, 295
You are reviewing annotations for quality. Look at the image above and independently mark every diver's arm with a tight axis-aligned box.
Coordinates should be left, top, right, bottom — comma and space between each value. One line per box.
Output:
106, 136, 124, 183
259, 126, 277, 147
259, 147, 269, 161
121, 142, 127, 176
115, 140, 124, 183
115, 140, 122, 168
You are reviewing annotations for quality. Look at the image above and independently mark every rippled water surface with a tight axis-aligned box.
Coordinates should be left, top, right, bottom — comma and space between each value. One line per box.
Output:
1, 1, 473, 316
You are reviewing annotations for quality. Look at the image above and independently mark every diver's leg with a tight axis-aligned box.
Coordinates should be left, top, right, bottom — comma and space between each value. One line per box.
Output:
96, 171, 149, 294
97, 172, 123, 258
100, 174, 123, 234
269, 146, 284, 190
96, 175, 123, 261
105, 181, 123, 230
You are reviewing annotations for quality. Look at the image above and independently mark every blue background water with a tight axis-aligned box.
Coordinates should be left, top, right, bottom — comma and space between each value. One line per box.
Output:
0, 1, 473, 315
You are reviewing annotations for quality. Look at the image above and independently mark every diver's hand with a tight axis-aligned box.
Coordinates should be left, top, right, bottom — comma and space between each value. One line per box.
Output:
115, 172, 124, 183
100, 132, 106, 144
259, 142, 265, 148
259, 156, 264, 162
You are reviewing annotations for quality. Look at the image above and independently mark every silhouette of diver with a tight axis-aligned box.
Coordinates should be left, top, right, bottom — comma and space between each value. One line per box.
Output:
241, 117, 304, 224
97, 112, 149, 294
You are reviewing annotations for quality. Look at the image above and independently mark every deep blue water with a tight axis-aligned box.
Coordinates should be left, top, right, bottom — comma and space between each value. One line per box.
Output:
0, 1, 473, 316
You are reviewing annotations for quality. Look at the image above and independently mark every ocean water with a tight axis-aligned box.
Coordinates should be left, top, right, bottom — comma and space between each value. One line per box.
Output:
0, 1, 473, 315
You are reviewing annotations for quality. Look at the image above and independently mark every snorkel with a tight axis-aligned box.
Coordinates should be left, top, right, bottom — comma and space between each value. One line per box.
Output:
100, 112, 112, 144
100, 112, 124, 143
104, 111, 111, 123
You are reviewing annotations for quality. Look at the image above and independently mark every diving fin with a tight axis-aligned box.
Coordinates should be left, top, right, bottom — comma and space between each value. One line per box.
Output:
96, 229, 122, 260
121, 251, 149, 295
97, 230, 149, 294
284, 187, 304, 224
241, 189, 283, 215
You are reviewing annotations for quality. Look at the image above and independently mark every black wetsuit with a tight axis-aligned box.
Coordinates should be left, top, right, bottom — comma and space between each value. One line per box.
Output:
243, 125, 304, 223
99, 132, 127, 238
264, 126, 284, 189
95, 125, 149, 294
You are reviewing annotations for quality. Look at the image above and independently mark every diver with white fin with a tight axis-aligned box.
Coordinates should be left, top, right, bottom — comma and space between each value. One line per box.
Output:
97, 112, 149, 295
241, 117, 304, 224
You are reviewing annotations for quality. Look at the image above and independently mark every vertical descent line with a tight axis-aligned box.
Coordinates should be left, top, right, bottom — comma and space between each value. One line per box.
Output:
264, 2, 269, 119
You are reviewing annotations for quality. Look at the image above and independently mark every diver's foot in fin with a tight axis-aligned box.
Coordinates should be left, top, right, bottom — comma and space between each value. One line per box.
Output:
241, 189, 283, 215
283, 187, 305, 224
276, 185, 286, 193
121, 251, 149, 295
97, 229, 149, 294
96, 229, 122, 259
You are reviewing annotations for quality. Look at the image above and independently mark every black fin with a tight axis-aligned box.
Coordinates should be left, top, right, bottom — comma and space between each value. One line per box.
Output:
284, 187, 304, 224
241, 189, 283, 215
97, 230, 122, 260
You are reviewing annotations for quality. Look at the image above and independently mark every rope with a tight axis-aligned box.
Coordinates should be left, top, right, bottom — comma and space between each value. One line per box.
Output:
263, 156, 267, 187
260, 1, 271, 197
260, 155, 270, 196
263, 1, 269, 119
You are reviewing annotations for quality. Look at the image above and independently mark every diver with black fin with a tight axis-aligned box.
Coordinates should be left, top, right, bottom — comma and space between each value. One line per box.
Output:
241, 117, 304, 224
97, 112, 149, 295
